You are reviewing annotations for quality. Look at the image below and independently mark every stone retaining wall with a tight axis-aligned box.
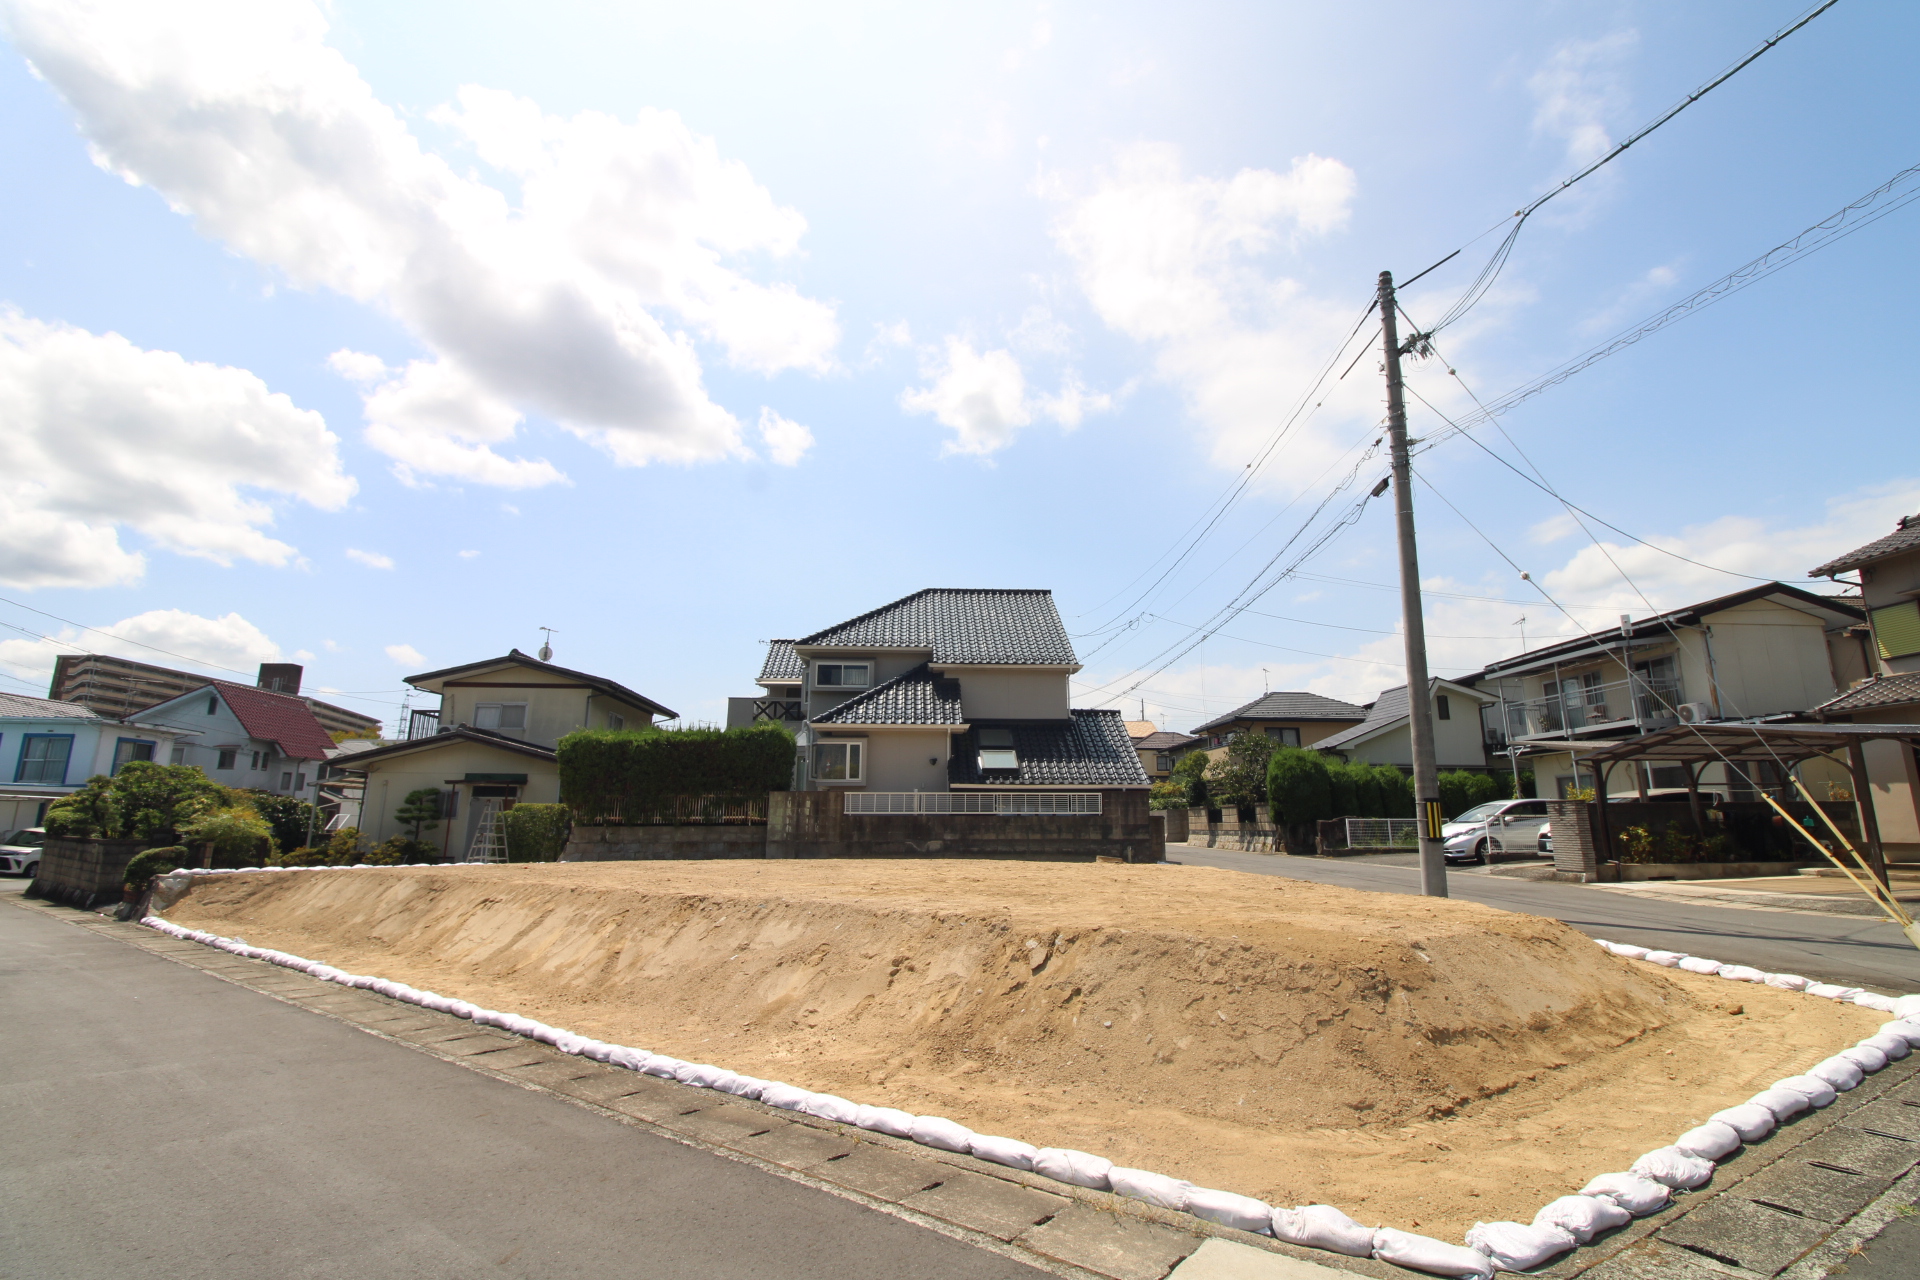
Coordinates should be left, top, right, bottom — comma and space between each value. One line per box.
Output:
561, 825, 768, 861
769, 790, 1156, 862
29, 836, 149, 908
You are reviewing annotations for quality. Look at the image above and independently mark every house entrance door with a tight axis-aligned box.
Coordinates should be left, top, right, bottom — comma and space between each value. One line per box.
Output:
460, 784, 519, 860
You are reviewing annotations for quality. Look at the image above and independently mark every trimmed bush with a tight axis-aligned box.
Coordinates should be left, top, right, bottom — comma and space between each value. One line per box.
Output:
239, 791, 321, 853
123, 846, 187, 891
1266, 747, 1334, 825
178, 805, 273, 868
558, 722, 797, 823
1172, 752, 1211, 809
503, 804, 570, 862
1372, 765, 1415, 818
1438, 770, 1507, 819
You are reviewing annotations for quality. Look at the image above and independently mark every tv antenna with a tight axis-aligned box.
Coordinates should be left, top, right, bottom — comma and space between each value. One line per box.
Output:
538, 627, 557, 662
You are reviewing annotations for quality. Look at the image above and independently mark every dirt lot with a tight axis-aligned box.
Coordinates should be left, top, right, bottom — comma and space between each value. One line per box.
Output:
163, 860, 1881, 1236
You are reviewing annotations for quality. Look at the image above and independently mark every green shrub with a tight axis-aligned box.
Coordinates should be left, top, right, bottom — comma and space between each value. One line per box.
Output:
268, 845, 333, 867
1437, 770, 1506, 819
113, 762, 228, 845
367, 836, 433, 865
1148, 780, 1188, 810
558, 722, 797, 823
123, 846, 187, 891
44, 776, 118, 838
238, 791, 321, 852
394, 788, 443, 840
503, 804, 571, 861
1266, 747, 1334, 825
1207, 732, 1277, 810
179, 805, 273, 868
1172, 752, 1211, 809
1372, 765, 1414, 818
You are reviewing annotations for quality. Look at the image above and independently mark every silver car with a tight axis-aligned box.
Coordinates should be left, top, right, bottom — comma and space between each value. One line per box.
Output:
0, 827, 45, 876
1441, 800, 1550, 864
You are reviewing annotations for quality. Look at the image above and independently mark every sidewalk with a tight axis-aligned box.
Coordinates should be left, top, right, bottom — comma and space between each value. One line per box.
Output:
1592, 873, 1920, 919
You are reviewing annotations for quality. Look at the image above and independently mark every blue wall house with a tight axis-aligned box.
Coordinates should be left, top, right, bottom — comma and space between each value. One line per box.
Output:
0, 692, 197, 834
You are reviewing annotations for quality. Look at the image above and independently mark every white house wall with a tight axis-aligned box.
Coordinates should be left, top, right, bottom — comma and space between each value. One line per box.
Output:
356, 742, 561, 852
436, 664, 656, 744
1701, 600, 1842, 718
952, 670, 1071, 721
860, 730, 953, 792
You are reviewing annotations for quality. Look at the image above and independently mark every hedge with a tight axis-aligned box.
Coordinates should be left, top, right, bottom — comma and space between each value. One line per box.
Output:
558, 722, 796, 824
503, 804, 570, 861
1266, 747, 1334, 825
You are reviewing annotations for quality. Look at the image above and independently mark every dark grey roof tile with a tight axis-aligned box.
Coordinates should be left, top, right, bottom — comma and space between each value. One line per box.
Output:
1811, 514, 1920, 577
811, 664, 964, 726
947, 710, 1149, 787
1190, 691, 1369, 734
798, 589, 1076, 665
758, 640, 803, 683
1814, 672, 1920, 714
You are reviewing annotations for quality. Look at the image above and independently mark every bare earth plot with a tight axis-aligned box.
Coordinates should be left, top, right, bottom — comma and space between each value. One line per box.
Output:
160, 860, 1885, 1240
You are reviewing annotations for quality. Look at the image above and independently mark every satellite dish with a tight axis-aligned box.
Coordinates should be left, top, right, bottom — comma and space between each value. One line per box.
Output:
537, 626, 556, 663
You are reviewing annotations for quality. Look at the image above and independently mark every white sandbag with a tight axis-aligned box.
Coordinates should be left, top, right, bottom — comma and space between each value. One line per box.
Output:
715, 1074, 768, 1100
1748, 1087, 1811, 1122
1808, 1056, 1865, 1091
1773, 1075, 1837, 1108
1371, 1228, 1494, 1278
1643, 950, 1685, 966
671, 1061, 727, 1087
553, 1033, 590, 1056
1717, 965, 1767, 983
640, 1054, 685, 1080
758, 1083, 812, 1111
445, 1001, 475, 1020
1107, 1167, 1193, 1212
852, 1105, 916, 1138
1891, 994, 1920, 1020
1710, 1104, 1777, 1142
1532, 1195, 1630, 1243
1605, 942, 1650, 959
968, 1134, 1040, 1172
579, 1041, 614, 1063
1863, 1033, 1912, 1061
910, 1115, 977, 1153
1854, 992, 1900, 1014
797, 1093, 861, 1124
1840, 1044, 1890, 1073
470, 1009, 505, 1029
1033, 1148, 1113, 1190
1578, 1173, 1670, 1216
1270, 1205, 1375, 1257
1881, 1020, 1920, 1047
1808, 983, 1864, 1001
607, 1046, 647, 1072
1630, 1146, 1714, 1189
527, 1023, 564, 1046
1464, 1221, 1577, 1272
1185, 1187, 1271, 1234
1677, 957, 1724, 975
1672, 1121, 1742, 1161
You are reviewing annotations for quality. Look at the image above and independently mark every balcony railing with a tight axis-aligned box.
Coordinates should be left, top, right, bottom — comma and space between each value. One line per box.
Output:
406, 709, 440, 740
1503, 676, 1684, 739
753, 699, 805, 722
845, 791, 1102, 815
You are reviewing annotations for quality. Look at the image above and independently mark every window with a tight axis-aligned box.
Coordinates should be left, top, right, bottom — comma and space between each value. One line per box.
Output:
169, 746, 186, 765
1156, 752, 1174, 772
16, 735, 73, 785
111, 739, 155, 773
812, 740, 865, 783
1873, 601, 1920, 660
281, 771, 293, 790
978, 727, 1019, 771
607, 713, 624, 730
814, 663, 870, 689
1633, 655, 1681, 719
216, 749, 238, 770
474, 703, 527, 731
1435, 695, 1451, 721
250, 750, 261, 770
206, 695, 219, 715
295, 773, 307, 792
1264, 727, 1301, 746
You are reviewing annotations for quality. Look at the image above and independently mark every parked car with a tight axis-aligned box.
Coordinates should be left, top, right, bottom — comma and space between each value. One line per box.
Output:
1538, 822, 1552, 857
0, 827, 46, 877
1441, 800, 1550, 864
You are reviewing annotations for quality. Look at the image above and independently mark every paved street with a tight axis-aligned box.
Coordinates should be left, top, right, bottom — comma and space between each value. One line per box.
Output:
1171, 848, 1920, 995
0, 888, 1049, 1280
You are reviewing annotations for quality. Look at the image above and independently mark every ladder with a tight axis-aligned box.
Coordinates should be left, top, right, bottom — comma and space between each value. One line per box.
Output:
466, 799, 510, 864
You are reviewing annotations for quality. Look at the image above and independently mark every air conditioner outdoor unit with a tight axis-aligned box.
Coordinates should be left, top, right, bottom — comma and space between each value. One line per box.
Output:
1678, 702, 1713, 724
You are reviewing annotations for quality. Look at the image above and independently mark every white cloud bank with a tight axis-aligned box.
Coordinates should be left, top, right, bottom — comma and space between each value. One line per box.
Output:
0, 608, 281, 681
901, 337, 1115, 457
345, 548, 393, 570
384, 643, 425, 667
6, 0, 838, 486
0, 312, 354, 589
757, 407, 814, 467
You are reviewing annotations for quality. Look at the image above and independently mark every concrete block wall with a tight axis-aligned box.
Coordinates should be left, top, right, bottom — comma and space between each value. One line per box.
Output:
768, 790, 1157, 862
562, 825, 768, 861
30, 836, 149, 908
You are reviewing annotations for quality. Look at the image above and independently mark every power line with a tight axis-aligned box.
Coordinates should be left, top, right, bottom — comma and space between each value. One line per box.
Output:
1417, 0, 1843, 335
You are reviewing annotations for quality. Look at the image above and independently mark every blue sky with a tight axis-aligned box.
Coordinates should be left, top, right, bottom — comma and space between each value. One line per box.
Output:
0, 0, 1913, 733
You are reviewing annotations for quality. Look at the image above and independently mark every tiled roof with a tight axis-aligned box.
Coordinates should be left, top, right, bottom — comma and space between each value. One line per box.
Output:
797, 589, 1077, 665
1813, 673, 1920, 715
947, 710, 1149, 788
1132, 730, 1198, 751
1190, 691, 1369, 735
406, 649, 677, 721
758, 640, 803, 683
211, 681, 338, 761
811, 664, 964, 726
0, 692, 103, 721
1810, 514, 1920, 577
1316, 686, 1413, 750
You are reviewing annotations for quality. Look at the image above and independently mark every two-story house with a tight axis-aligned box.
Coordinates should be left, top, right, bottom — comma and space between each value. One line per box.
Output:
1132, 728, 1201, 782
0, 692, 197, 833
1315, 678, 1497, 772
1187, 692, 1369, 756
742, 589, 1148, 801
1468, 582, 1865, 799
134, 680, 336, 804
335, 649, 676, 857
1809, 513, 1920, 861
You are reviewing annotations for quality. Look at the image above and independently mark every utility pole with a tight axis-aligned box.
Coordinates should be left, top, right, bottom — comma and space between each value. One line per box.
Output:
1378, 270, 1447, 897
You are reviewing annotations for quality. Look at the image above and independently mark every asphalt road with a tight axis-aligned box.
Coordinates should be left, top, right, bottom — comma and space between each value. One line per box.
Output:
0, 891, 1046, 1280
1171, 847, 1920, 995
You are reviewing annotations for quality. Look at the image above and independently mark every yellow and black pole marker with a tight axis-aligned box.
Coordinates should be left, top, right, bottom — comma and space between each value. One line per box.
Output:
1424, 799, 1445, 842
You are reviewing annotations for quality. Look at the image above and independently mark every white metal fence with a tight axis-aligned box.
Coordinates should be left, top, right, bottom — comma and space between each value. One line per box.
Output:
1344, 818, 1419, 848
844, 792, 1102, 815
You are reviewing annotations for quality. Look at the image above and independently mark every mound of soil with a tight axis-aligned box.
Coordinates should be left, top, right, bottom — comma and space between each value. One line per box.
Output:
164, 860, 1878, 1234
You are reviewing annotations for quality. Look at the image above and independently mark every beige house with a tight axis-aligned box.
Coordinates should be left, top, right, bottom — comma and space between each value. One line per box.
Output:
1315, 679, 1496, 772
1468, 583, 1866, 800
1132, 729, 1200, 781
1188, 692, 1369, 759
1809, 514, 1920, 860
336, 649, 675, 858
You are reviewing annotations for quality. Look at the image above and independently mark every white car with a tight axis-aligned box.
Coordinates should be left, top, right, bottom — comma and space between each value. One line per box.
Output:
0, 827, 45, 877
1442, 800, 1550, 864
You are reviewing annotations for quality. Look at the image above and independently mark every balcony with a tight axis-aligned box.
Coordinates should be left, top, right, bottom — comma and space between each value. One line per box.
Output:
1503, 676, 1684, 741
406, 709, 440, 740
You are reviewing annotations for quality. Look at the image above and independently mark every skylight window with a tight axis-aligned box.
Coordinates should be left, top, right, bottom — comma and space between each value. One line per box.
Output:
978, 728, 1018, 771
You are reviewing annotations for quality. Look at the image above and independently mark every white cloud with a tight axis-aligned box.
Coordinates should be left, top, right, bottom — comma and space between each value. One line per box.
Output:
1577, 262, 1679, 335
9, 0, 837, 485
1529, 32, 1637, 172
757, 407, 814, 467
345, 548, 394, 569
384, 643, 425, 666
291, 648, 315, 661
1048, 143, 1364, 484
900, 336, 1115, 456
0, 311, 354, 589
457, 549, 480, 559
0, 608, 280, 682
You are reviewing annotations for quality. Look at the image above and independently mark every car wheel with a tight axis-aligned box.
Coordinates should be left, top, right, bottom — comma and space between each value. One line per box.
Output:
1473, 839, 1489, 864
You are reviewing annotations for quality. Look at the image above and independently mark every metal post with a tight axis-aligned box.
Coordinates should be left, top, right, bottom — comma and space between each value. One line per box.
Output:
1378, 270, 1446, 897
1847, 740, 1889, 885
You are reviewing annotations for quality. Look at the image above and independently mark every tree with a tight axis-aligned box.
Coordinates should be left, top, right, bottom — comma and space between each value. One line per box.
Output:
1266, 747, 1334, 825
113, 762, 227, 844
241, 790, 320, 852
179, 805, 273, 867
395, 788, 443, 841
1172, 752, 1212, 809
1207, 732, 1277, 810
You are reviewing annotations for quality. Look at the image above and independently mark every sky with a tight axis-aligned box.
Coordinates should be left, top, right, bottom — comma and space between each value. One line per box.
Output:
0, 0, 1915, 735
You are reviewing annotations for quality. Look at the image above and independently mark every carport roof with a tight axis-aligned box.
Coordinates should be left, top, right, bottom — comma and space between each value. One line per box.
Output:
1534, 721, 1920, 765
